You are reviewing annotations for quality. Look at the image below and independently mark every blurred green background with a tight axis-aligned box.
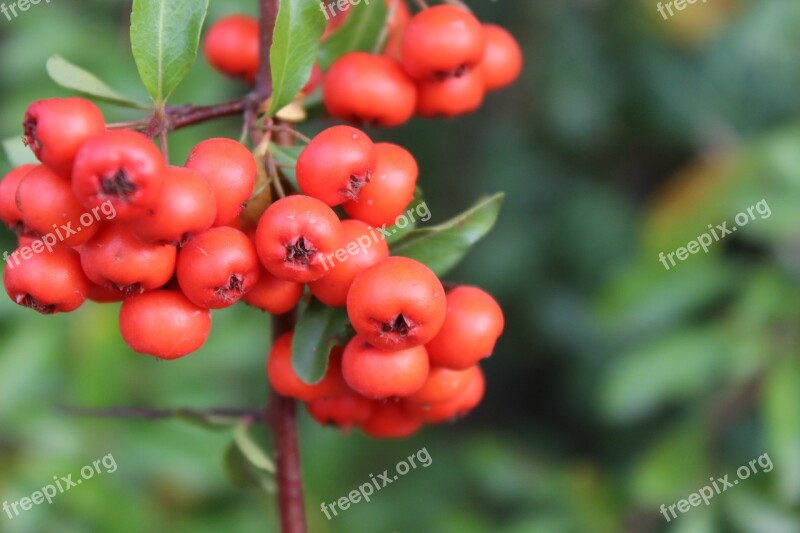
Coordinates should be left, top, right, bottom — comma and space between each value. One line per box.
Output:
3, 0, 800, 531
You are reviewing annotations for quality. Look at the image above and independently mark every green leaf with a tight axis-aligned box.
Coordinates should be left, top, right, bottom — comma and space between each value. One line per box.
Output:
392, 193, 505, 277
268, 142, 303, 190
763, 357, 800, 503
385, 187, 426, 245
130, 0, 209, 105
268, 0, 327, 116
46, 55, 151, 110
318, 0, 388, 69
2, 136, 38, 167
233, 420, 276, 473
224, 443, 276, 492
292, 298, 350, 384
224, 421, 276, 492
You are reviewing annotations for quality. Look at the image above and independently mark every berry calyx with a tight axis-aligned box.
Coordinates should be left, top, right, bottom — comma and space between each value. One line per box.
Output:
119, 289, 211, 359
347, 256, 446, 350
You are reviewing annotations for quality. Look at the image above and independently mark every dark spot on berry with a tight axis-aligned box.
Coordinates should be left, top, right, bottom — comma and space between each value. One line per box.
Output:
18, 294, 55, 315
100, 169, 137, 202
382, 314, 410, 337
22, 115, 41, 154
285, 237, 315, 265
215, 273, 245, 303
121, 282, 143, 298
434, 64, 469, 81
341, 172, 371, 201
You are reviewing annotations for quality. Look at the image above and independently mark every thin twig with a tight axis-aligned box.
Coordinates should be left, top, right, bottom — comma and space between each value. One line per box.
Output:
57, 405, 265, 421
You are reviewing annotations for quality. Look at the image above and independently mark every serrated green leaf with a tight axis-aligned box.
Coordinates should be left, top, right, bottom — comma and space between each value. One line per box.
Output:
268, 0, 327, 116
2, 136, 38, 167
392, 193, 505, 277
763, 357, 800, 503
292, 298, 349, 384
268, 142, 303, 190
130, 0, 209, 105
318, 0, 388, 69
46, 55, 151, 110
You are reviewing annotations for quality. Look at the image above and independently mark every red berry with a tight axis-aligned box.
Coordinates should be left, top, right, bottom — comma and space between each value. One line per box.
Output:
185, 138, 257, 226
406, 366, 485, 423
16, 165, 101, 247
401, 5, 485, 81
323, 53, 417, 127
481, 24, 523, 91
203, 15, 259, 83
296, 126, 376, 206
23, 97, 105, 177
406, 365, 476, 405
347, 257, 446, 350
309, 219, 389, 307
416, 68, 485, 118
243, 268, 304, 314
361, 400, 422, 439
266, 332, 344, 401
341, 334, 430, 399
306, 388, 374, 430
86, 282, 125, 303
119, 289, 211, 359
131, 166, 216, 244
255, 195, 343, 283
176, 227, 261, 309
426, 286, 504, 370
302, 64, 325, 95
80, 224, 177, 294
3, 244, 89, 313
72, 130, 165, 221
342, 143, 418, 227
0, 164, 35, 230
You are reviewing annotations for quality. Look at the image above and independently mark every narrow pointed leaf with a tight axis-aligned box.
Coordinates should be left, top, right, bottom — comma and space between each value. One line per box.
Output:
46, 55, 151, 109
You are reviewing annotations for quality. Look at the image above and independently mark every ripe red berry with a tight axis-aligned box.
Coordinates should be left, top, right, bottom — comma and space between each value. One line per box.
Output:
341, 334, 430, 399
119, 289, 211, 359
302, 64, 324, 95
347, 257, 446, 350
361, 400, 422, 439
72, 129, 165, 221
203, 15, 259, 83
406, 365, 476, 406
3, 244, 89, 313
255, 195, 343, 283
481, 24, 523, 91
267, 332, 344, 401
401, 5, 485, 81
324, 53, 417, 127
16, 165, 100, 247
243, 267, 304, 314
296, 126, 376, 206
80, 224, 177, 294
176, 226, 261, 309
306, 388, 374, 430
131, 166, 216, 244
86, 282, 125, 303
0, 164, 35, 230
23, 97, 105, 177
185, 138, 257, 226
426, 286, 504, 370
309, 219, 389, 307
342, 143, 418, 227
416, 68, 485, 118
406, 365, 485, 423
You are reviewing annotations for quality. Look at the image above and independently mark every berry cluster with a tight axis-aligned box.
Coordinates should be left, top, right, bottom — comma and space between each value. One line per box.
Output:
204, 4, 522, 124
2, 1, 516, 439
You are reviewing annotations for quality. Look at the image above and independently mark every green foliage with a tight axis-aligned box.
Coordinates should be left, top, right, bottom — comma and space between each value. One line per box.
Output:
292, 297, 350, 384
267, 0, 327, 115
45, 55, 151, 109
317, 0, 388, 69
130, 0, 209, 106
